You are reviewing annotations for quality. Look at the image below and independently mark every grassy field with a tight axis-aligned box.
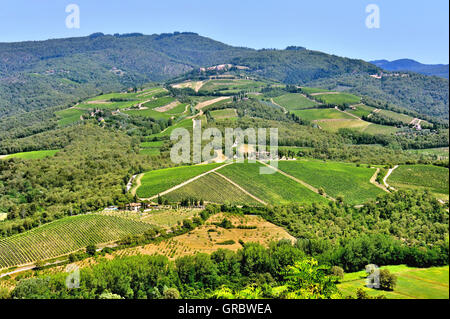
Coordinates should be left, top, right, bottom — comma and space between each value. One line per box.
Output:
361, 123, 400, 135
136, 163, 224, 198
337, 265, 449, 299
2, 150, 59, 160
114, 213, 295, 260
294, 108, 355, 121
164, 172, 261, 205
313, 93, 361, 106
218, 162, 327, 205
273, 93, 318, 110
55, 108, 87, 126
210, 108, 237, 119
388, 164, 449, 198
0, 214, 155, 269
277, 160, 384, 204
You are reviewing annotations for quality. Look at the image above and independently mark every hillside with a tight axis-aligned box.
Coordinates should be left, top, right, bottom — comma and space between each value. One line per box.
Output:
371, 59, 449, 79
1, 33, 447, 122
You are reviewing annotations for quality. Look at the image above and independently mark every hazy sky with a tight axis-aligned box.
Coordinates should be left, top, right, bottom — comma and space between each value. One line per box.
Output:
0, 0, 448, 64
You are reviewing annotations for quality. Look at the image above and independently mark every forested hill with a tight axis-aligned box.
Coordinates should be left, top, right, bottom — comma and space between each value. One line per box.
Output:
0, 32, 447, 121
0, 32, 379, 118
0, 32, 252, 117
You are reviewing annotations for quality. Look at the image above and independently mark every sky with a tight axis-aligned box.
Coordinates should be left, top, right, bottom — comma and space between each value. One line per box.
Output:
0, 0, 448, 64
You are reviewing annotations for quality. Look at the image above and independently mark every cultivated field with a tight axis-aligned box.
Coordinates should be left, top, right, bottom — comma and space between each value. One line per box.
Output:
1, 150, 59, 160
55, 108, 87, 126
136, 163, 224, 199
163, 172, 261, 205
337, 265, 449, 299
114, 213, 296, 259
295, 108, 355, 121
217, 162, 327, 205
0, 214, 155, 269
277, 160, 384, 204
347, 104, 376, 118
210, 108, 238, 119
312, 92, 361, 106
273, 93, 318, 110
387, 164, 449, 198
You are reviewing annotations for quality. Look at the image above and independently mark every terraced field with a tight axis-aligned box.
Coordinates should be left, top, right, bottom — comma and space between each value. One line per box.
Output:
218, 162, 327, 205
337, 265, 449, 299
277, 160, 384, 204
0, 214, 155, 269
136, 163, 224, 198
273, 93, 318, 110
164, 172, 260, 205
1, 150, 59, 160
387, 164, 449, 198
313, 92, 361, 106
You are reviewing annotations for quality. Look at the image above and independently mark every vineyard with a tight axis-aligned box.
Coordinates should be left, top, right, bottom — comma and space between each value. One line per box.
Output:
0, 214, 155, 269
163, 172, 260, 205
217, 162, 327, 205
277, 160, 385, 204
136, 163, 223, 198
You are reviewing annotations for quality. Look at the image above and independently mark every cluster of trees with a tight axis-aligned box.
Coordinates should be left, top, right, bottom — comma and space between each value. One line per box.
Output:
306, 73, 449, 121
6, 241, 344, 299
232, 190, 449, 272
0, 124, 168, 237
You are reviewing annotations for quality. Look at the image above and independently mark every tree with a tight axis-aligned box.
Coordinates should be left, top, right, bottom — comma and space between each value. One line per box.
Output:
330, 266, 344, 282
86, 244, 97, 256
163, 287, 180, 299
379, 269, 397, 291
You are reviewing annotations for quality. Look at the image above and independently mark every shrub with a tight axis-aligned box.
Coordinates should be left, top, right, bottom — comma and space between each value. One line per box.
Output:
379, 269, 397, 291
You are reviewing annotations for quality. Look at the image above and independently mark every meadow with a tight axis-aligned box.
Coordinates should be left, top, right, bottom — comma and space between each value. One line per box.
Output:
2, 150, 59, 160
387, 164, 449, 197
217, 162, 327, 205
273, 93, 318, 110
277, 160, 384, 204
123, 108, 173, 119
0, 214, 155, 269
136, 163, 224, 198
164, 172, 260, 205
337, 265, 449, 299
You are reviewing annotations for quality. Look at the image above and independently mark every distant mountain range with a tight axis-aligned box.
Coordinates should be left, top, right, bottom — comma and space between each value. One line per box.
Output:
370, 59, 449, 79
